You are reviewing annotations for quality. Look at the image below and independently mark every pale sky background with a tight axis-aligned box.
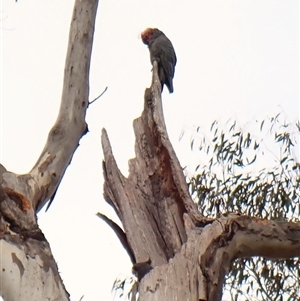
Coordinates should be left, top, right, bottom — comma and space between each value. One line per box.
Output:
1, 1, 299, 300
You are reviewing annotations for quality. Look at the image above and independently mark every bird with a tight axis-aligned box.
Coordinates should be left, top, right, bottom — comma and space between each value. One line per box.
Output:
141, 28, 177, 93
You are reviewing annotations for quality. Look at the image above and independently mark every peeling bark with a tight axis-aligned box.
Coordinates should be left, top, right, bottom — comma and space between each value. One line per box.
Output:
101, 63, 300, 300
0, 0, 99, 300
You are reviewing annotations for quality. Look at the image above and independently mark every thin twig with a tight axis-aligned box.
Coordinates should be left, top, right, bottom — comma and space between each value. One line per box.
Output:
89, 86, 108, 105
97, 212, 136, 264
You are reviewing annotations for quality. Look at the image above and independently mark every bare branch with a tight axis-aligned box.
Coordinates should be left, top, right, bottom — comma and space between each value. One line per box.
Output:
0, 1, 99, 300
89, 86, 108, 105
97, 212, 136, 264
200, 215, 300, 301
2, 0, 99, 213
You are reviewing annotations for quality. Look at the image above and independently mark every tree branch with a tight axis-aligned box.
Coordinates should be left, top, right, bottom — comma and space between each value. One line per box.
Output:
97, 212, 136, 264
2, 0, 99, 213
0, 1, 99, 300
89, 86, 108, 105
200, 215, 300, 300
137, 214, 300, 301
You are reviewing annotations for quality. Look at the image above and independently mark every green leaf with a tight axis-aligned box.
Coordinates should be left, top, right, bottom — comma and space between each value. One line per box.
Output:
248, 155, 257, 165
191, 139, 194, 150
210, 120, 217, 131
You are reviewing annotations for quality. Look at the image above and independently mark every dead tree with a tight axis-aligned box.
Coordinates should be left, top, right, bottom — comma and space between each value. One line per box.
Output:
100, 64, 300, 301
1, 0, 299, 300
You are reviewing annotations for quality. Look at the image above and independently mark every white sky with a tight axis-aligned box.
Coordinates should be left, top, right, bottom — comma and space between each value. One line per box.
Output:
1, 1, 299, 300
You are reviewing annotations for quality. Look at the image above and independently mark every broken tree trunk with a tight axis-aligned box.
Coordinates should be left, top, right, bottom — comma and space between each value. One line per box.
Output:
101, 62, 300, 301
0, 0, 99, 300
101, 61, 210, 267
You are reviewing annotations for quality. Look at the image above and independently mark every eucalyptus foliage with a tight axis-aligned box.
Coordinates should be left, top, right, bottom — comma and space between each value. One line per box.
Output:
186, 113, 300, 301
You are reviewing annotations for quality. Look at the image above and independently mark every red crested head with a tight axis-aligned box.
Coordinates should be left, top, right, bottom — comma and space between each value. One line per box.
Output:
141, 28, 163, 45
141, 28, 154, 45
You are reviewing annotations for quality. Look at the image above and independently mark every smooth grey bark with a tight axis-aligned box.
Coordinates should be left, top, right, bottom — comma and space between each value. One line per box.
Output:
0, 0, 99, 300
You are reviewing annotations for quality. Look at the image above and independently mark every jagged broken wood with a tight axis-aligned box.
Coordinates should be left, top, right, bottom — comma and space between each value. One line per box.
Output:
100, 62, 300, 301
101, 61, 212, 262
0, 0, 99, 300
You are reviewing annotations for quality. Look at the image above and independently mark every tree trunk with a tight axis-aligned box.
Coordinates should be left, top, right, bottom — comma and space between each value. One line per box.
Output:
2, 0, 299, 300
101, 62, 300, 301
0, 0, 98, 300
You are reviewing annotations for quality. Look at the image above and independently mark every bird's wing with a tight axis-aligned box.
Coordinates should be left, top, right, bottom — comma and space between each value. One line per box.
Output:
156, 35, 176, 79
